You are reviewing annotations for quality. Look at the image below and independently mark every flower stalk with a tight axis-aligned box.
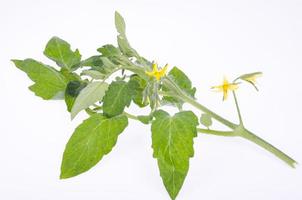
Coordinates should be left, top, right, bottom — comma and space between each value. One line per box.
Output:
162, 76, 297, 168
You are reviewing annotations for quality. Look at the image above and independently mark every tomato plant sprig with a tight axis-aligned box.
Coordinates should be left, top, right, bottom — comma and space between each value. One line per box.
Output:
12, 11, 297, 200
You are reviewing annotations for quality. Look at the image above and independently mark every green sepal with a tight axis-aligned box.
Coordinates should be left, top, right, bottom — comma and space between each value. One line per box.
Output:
143, 80, 160, 110
236, 72, 262, 91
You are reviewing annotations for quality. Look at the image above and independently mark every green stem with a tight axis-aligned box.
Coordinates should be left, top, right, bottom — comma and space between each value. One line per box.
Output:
123, 111, 139, 120
163, 77, 297, 168
85, 108, 95, 116
232, 91, 243, 125
120, 61, 297, 168
197, 128, 237, 137
124, 110, 236, 137
241, 128, 297, 168
177, 91, 236, 129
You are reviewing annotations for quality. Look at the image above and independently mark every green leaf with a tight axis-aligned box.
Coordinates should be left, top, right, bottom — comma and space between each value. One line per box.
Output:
44, 36, 81, 70
103, 81, 134, 117
100, 57, 117, 69
12, 59, 67, 100
97, 44, 121, 57
80, 55, 120, 79
60, 114, 128, 179
60, 68, 81, 81
200, 113, 212, 128
71, 81, 109, 119
151, 110, 198, 200
80, 55, 103, 68
65, 81, 87, 112
129, 75, 149, 107
168, 67, 195, 95
117, 35, 138, 57
163, 67, 196, 108
115, 11, 126, 34
81, 70, 106, 80
114, 11, 139, 58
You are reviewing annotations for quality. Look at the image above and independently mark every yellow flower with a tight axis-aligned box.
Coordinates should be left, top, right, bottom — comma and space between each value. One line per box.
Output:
212, 77, 239, 101
145, 63, 168, 81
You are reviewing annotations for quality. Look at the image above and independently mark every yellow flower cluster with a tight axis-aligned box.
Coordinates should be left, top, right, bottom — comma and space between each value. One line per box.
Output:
145, 63, 168, 81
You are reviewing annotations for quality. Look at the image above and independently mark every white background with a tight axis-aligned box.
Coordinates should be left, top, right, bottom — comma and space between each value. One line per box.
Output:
1, 0, 302, 199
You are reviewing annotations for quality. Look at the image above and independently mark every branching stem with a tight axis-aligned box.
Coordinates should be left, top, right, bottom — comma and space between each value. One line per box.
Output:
115, 62, 297, 168
163, 77, 297, 168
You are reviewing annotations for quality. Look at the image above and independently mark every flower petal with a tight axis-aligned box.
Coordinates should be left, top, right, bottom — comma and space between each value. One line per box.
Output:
223, 89, 228, 101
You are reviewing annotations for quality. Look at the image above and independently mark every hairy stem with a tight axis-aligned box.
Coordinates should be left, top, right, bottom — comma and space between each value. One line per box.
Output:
181, 94, 237, 129
124, 110, 236, 137
240, 128, 297, 168
232, 91, 243, 125
197, 128, 237, 137
120, 62, 297, 168
123, 111, 139, 120
163, 77, 297, 168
